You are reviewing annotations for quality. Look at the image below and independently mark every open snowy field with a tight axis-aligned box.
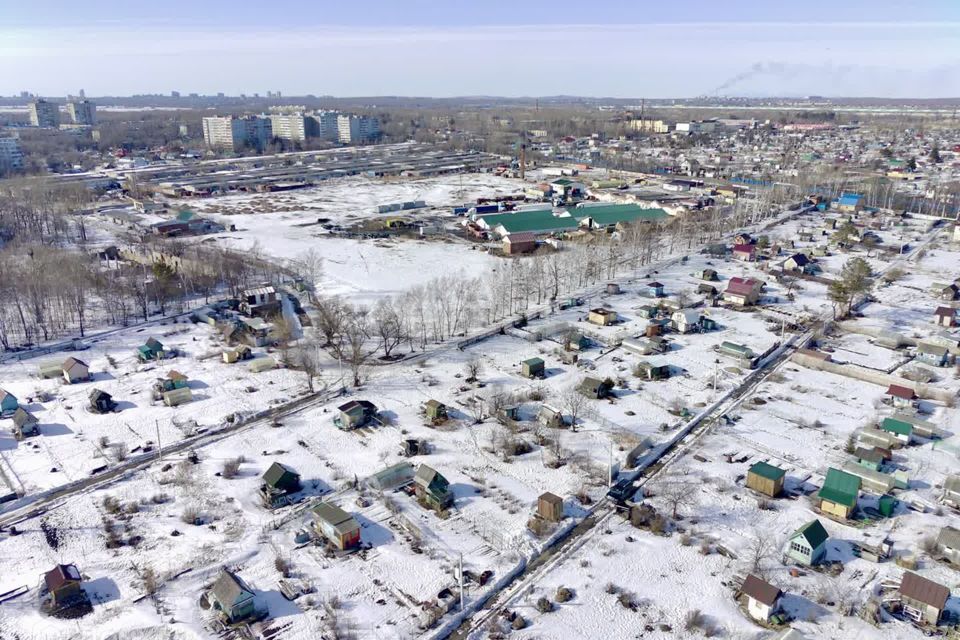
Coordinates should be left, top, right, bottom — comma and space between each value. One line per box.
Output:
169, 174, 533, 305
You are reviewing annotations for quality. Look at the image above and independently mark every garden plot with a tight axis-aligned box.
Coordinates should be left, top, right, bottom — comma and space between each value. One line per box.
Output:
0, 319, 307, 495
826, 333, 909, 371
510, 366, 960, 640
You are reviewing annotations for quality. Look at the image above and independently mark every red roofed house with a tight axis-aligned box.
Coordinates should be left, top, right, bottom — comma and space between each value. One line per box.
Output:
503, 232, 538, 255
43, 564, 84, 607
723, 277, 763, 306
741, 574, 782, 623
886, 384, 917, 409
732, 244, 757, 262
899, 571, 950, 625
934, 306, 958, 328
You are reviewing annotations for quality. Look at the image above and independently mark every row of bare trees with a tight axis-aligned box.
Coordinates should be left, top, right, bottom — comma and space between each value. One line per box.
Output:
0, 241, 273, 349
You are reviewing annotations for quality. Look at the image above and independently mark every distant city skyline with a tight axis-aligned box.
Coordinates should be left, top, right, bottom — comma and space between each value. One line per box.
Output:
3, 0, 960, 98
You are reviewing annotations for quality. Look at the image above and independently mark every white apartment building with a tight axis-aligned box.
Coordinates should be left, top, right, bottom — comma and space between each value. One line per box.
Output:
202, 115, 272, 151
66, 100, 96, 125
0, 137, 24, 173
29, 99, 61, 128
269, 113, 322, 143
337, 114, 381, 144
311, 111, 341, 142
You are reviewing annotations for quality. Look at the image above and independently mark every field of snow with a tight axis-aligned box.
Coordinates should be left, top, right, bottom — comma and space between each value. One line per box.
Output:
1, 189, 958, 639
169, 174, 530, 305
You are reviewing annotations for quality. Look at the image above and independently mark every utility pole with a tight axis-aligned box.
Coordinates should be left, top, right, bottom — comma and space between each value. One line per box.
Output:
608, 442, 614, 488
155, 420, 162, 462
459, 553, 464, 612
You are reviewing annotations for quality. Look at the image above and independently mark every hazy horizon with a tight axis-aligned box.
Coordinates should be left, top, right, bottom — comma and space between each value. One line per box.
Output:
4, 0, 960, 99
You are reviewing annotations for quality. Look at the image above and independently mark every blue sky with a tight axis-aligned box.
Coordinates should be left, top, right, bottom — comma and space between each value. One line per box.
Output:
3, 0, 959, 98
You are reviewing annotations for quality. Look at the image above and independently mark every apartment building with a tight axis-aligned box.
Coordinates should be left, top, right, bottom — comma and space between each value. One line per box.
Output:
29, 99, 61, 128
337, 114, 381, 144
268, 113, 320, 143
0, 137, 24, 174
66, 100, 96, 125
202, 115, 272, 151
312, 111, 341, 142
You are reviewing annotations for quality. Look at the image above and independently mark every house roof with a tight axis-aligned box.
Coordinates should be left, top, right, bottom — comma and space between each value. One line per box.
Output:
937, 526, 960, 550
12, 407, 37, 428
900, 572, 949, 610
732, 243, 756, 254
338, 399, 376, 414
539, 492, 563, 507
719, 341, 754, 357
934, 306, 957, 318
855, 447, 884, 463
487, 209, 579, 235
523, 357, 545, 367
647, 281, 664, 288
242, 285, 277, 297
312, 502, 357, 531
579, 204, 668, 227
44, 564, 82, 591
144, 337, 163, 351
749, 461, 785, 482
945, 475, 960, 494
0, 388, 13, 403
818, 468, 861, 508
881, 417, 913, 437
918, 342, 948, 357
792, 519, 829, 550
504, 232, 538, 244
62, 357, 87, 370
741, 574, 781, 606
211, 569, 255, 608
787, 253, 810, 266
837, 193, 862, 206
725, 277, 761, 297
414, 464, 448, 490
262, 461, 299, 488
886, 384, 916, 400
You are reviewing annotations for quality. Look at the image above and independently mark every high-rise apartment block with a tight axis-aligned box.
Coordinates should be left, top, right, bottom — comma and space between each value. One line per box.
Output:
202, 115, 272, 151
67, 100, 96, 125
29, 99, 60, 128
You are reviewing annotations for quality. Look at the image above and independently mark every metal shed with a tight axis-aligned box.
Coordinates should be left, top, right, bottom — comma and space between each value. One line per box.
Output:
162, 386, 193, 407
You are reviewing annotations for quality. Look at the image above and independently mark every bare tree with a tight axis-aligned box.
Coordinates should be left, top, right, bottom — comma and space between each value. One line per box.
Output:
314, 296, 349, 347
334, 310, 372, 388
744, 529, 776, 580
372, 298, 405, 359
561, 385, 590, 432
652, 472, 698, 519
292, 249, 324, 302
464, 357, 483, 383
295, 339, 324, 393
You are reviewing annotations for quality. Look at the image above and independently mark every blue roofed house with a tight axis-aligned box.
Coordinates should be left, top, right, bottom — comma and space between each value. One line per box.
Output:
0, 388, 17, 417
834, 193, 863, 213
785, 519, 830, 567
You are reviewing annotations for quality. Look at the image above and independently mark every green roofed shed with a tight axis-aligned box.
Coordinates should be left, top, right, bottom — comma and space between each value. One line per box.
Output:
818, 468, 860, 518
880, 417, 912, 440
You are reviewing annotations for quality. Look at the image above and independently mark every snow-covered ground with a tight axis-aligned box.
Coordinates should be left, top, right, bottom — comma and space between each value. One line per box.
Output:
1, 187, 958, 639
